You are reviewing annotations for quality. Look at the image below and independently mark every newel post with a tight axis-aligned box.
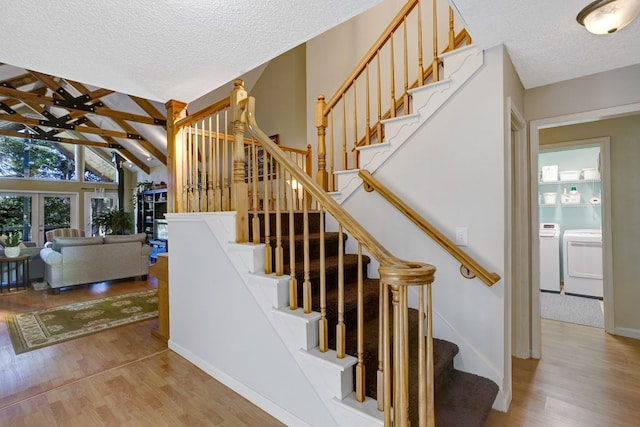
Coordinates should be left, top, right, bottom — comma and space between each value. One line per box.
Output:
231, 79, 249, 243
315, 95, 329, 191
379, 261, 436, 427
165, 99, 188, 213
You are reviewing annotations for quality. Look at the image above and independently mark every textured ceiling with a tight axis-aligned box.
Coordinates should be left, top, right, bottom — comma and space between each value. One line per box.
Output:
451, 0, 640, 89
0, 0, 384, 103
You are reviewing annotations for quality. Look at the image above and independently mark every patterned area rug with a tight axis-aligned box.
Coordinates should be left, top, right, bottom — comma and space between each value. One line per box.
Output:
7, 289, 158, 354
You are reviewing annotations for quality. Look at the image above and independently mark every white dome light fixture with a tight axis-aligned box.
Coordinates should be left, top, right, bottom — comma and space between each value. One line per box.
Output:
577, 0, 640, 34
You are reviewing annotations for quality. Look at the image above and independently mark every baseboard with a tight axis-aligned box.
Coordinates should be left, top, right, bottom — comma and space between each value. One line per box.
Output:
168, 340, 311, 427
614, 326, 640, 340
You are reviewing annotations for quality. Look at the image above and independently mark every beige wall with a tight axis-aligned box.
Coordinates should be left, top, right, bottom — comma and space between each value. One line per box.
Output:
250, 44, 308, 150
525, 63, 640, 121
540, 116, 640, 334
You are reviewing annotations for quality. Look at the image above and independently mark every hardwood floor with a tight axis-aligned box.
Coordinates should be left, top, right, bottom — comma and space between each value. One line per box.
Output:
0, 279, 284, 426
486, 320, 640, 426
2, 279, 639, 426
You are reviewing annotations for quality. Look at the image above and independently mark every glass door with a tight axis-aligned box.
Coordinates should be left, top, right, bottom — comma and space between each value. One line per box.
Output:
41, 195, 74, 244
0, 192, 77, 246
0, 194, 31, 242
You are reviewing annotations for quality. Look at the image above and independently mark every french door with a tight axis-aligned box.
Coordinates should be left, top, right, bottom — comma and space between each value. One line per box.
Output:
0, 192, 78, 246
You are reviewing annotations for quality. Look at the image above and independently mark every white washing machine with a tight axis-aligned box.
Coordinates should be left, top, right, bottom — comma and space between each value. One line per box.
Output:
539, 223, 560, 292
563, 229, 603, 298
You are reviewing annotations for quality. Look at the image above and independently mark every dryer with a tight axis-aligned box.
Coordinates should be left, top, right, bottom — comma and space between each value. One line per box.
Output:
539, 223, 560, 292
563, 229, 603, 298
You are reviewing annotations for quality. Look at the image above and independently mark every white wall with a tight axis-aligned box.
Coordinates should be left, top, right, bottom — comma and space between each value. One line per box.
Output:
166, 213, 339, 427
336, 45, 510, 410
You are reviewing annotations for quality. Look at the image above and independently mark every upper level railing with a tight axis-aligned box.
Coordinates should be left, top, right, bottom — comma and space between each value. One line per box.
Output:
164, 95, 312, 236
359, 169, 501, 286
315, 0, 471, 191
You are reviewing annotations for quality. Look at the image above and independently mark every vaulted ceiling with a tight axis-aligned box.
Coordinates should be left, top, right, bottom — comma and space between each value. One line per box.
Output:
0, 0, 384, 173
0, 64, 167, 173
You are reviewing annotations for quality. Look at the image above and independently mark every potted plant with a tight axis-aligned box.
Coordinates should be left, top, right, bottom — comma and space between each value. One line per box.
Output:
2, 231, 22, 258
92, 209, 134, 235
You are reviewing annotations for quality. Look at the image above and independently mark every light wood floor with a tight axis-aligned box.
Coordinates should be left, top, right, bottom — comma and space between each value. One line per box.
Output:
0, 279, 284, 426
2, 280, 639, 426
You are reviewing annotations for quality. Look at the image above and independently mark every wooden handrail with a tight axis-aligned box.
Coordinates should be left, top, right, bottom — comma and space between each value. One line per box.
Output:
244, 93, 437, 425
315, 0, 472, 191
351, 28, 471, 152
175, 96, 231, 129
323, 0, 419, 113
359, 169, 501, 286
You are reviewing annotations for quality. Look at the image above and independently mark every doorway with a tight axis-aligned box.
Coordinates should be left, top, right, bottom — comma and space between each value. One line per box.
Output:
529, 108, 629, 358
0, 192, 78, 246
538, 140, 607, 329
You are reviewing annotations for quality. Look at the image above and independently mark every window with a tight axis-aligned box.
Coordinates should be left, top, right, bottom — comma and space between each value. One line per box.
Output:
0, 136, 76, 180
84, 147, 117, 183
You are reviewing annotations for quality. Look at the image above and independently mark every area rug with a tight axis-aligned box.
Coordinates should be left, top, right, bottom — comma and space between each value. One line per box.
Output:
7, 289, 158, 354
540, 291, 604, 328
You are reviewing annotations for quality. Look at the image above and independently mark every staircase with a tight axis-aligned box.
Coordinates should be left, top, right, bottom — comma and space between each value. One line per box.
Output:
247, 212, 498, 426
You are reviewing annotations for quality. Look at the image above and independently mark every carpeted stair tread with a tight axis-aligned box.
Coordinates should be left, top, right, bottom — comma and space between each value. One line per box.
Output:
254, 211, 498, 426
290, 253, 371, 288
434, 370, 499, 427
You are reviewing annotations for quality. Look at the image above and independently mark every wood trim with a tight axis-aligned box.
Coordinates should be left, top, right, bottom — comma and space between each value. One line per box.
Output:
359, 169, 501, 286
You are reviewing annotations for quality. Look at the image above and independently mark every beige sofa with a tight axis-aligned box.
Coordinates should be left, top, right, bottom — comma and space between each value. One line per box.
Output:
40, 233, 151, 294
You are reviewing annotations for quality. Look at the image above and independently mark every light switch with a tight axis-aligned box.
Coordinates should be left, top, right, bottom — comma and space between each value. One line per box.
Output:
455, 227, 468, 246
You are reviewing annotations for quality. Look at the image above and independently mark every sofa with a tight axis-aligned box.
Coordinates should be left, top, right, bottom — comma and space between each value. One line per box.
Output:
40, 233, 151, 294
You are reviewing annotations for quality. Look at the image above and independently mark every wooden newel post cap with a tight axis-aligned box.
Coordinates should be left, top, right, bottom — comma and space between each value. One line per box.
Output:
379, 262, 436, 287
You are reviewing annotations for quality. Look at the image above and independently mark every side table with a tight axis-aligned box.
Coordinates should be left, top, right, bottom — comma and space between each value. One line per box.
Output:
0, 255, 30, 293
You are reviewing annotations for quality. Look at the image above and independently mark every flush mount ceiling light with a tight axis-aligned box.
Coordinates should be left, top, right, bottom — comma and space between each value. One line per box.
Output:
577, 0, 640, 34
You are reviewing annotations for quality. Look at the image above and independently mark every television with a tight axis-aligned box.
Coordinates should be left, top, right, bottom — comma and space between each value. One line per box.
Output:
153, 219, 168, 241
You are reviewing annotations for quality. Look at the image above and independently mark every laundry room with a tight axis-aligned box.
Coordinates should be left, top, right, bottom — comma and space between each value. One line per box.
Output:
538, 144, 604, 328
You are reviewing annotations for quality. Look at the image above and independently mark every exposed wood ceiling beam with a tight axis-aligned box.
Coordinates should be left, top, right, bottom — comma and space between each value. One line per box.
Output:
29, 73, 167, 165
129, 95, 167, 128
0, 128, 112, 148
70, 82, 166, 165
0, 68, 162, 173
0, 108, 149, 140
1, 72, 39, 89
0, 85, 163, 127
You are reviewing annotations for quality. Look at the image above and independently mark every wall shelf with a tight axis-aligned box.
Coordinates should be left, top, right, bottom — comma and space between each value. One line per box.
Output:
136, 189, 167, 242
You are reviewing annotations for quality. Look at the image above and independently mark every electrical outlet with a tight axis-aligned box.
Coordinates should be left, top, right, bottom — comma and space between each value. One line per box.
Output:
455, 227, 468, 246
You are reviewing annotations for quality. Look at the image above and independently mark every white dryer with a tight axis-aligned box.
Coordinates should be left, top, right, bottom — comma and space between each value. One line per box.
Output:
563, 229, 603, 298
539, 223, 560, 292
